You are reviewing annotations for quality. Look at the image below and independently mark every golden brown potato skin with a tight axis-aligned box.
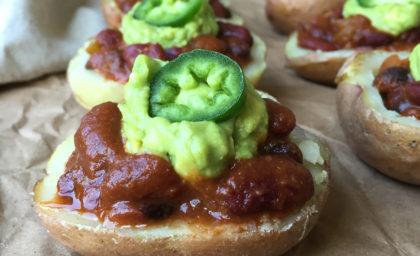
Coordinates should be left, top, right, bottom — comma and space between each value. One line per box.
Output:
286, 52, 347, 85
285, 32, 355, 85
101, 0, 123, 28
337, 82, 420, 184
266, 0, 345, 34
35, 202, 325, 256
336, 52, 420, 185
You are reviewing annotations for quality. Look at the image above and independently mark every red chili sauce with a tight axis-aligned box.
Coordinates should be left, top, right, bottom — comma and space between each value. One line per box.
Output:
86, 22, 253, 83
297, 8, 420, 52
373, 55, 420, 120
44, 99, 316, 226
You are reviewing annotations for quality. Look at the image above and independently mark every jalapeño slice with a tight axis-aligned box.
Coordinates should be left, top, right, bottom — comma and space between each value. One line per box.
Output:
134, 0, 204, 27
149, 50, 246, 122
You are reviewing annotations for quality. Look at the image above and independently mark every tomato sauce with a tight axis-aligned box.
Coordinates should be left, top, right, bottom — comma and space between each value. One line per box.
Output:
373, 55, 420, 120
44, 100, 315, 226
298, 8, 420, 52
86, 21, 254, 83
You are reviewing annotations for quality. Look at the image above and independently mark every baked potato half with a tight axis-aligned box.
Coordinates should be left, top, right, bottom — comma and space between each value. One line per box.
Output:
266, 0, 345, 34
336, 51, 420, 185
68, 33, 267, 110
34, 93, 331, 256
285, 32, 356, 85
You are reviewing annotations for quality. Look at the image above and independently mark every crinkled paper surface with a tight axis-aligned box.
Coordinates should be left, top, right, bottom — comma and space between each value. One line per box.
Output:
0, 0, 419, 255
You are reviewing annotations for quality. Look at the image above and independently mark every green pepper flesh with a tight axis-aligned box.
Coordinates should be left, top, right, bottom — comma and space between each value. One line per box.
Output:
149, 50, 246, 122
134, 0, 204, 27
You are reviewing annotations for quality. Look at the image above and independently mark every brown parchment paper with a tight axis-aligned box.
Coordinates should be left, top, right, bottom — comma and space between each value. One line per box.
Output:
0, 0, 419, 255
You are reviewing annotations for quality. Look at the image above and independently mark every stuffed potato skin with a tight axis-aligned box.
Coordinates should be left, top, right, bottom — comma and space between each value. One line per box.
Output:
266, 0, 345, 35
101, 0, 244, 28
285, 32, 356, 85
34, 94, 331, 256
336, 51, 420, 185
68, 33, 267, 110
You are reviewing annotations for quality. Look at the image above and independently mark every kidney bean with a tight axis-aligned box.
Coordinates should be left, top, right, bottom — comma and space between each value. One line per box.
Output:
165, 46, 190, 60
138, 203, 174, 220
96, 29, 123, 48
401, 107, 420, 119
218, 22, 253, 46
265, 99, 296, 136
373, 67, 411, 94
259, 136, 303, 163
115, 0, 141, 13
378, 55, 410, 72
188, 35, 228, 53
405, 82, 420, 106
123, 43, 166, 69
359, 32, 393, 47
385, 87, 404, 110
398, 27, 420, 44
298, 26, 338, 51
106, 201, 146, 225
89, 49, 131, 82
217, 155, 314, 215
223, 36, 250, 57
210, 0, 231, 18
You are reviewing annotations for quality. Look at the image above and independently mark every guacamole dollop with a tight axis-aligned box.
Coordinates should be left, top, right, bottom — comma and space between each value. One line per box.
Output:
118, 55, 268, 180
121, 0, 218, 49
410, 44, 420, 81
343, 0, 420, 36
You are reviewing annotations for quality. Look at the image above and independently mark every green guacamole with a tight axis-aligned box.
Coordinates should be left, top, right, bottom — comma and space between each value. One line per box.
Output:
118, 55, 268, 180
121, 0, 218, 49
410, 44, 420, 81
343, 0, 420, 36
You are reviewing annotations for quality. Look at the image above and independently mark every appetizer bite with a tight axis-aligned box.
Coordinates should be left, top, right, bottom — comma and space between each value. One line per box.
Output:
285, 0, 420, 84
68, 0, 266, 109
101, 0, 243, 28
36, 50, 330, 256
266, 0, 345, 34
336, 46, 420, 184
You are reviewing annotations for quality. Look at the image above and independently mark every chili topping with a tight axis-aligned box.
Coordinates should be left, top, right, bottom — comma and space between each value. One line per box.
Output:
86, 20, 253, 83
373, 55, 420, 120
45, 99, 315, 226
298, 8, 420, 52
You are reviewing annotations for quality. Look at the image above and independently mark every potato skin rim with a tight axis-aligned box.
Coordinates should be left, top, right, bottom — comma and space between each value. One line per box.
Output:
285, 32, 356, 85
265, 0, 346, 35
336, 51, 420, 185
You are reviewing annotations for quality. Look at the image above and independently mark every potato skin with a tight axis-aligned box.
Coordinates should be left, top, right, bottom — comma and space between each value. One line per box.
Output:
285, 32, 356, 85
266, 0, 345, 34
36, 198, 326, 256
101, 0, 122, 28
336, 52, 420, 185
286, 53, 348, 85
